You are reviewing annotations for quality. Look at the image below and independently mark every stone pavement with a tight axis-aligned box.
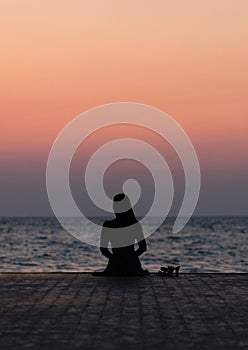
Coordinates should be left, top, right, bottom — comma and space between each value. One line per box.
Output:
0, 273, 247, 349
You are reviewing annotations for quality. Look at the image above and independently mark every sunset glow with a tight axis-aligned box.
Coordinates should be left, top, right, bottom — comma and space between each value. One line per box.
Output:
1, 0, 247, 215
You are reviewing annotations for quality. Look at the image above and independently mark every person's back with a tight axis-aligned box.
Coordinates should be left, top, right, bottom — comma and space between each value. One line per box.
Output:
93, 193, 149, 276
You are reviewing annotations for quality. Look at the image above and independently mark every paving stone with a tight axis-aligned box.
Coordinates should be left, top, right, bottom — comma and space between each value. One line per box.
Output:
0, 273, 247, 349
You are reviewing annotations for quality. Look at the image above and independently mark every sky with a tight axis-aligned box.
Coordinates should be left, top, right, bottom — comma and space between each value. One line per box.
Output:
0, 0, 248, 216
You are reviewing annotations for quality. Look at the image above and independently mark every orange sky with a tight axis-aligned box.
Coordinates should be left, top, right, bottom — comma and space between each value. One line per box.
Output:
0, 0, 248, 215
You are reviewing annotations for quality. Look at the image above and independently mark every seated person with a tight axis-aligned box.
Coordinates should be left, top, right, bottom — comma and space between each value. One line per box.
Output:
94, 193, 149, 276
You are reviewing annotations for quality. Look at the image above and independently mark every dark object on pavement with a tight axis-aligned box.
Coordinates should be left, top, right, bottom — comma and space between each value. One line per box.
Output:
158, 265, 180, 276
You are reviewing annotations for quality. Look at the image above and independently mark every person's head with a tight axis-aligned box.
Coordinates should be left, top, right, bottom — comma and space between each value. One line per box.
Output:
113, 193, 132, 215
112, 193, 138, 226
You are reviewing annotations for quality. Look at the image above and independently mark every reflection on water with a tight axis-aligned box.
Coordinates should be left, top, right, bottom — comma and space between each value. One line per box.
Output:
0, 217, 247, 273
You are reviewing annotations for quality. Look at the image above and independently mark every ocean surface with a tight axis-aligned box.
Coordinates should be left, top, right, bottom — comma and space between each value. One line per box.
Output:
0, 216, 247, 273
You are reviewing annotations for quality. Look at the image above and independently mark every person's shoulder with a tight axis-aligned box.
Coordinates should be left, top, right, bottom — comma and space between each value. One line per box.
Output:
103, 219, 116, 228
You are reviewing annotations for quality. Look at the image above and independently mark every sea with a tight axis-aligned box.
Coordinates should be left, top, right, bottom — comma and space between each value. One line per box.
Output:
0, 216, 247, 273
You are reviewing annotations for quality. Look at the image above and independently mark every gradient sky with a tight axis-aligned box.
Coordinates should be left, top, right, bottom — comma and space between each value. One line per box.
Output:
0, 0, 248, 216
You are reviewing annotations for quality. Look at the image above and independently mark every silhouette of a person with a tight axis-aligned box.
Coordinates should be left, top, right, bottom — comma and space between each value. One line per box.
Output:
94, 193, 149, 276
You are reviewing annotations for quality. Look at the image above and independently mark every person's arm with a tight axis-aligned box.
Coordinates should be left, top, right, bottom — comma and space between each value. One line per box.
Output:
135, 222, 147, 256
136, 239, 147, 256
100, 247, 113, 259
100, 224, 113, 259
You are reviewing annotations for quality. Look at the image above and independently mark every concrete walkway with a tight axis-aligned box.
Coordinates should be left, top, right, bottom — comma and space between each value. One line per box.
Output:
0, 273, 247, 349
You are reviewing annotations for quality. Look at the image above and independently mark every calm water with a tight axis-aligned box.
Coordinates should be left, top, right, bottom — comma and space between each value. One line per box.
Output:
0, 217, 247, 273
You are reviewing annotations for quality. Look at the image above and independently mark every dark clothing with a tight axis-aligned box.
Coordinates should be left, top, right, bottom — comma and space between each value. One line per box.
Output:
97, 218, 149, 276
103, 243, 148, 276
